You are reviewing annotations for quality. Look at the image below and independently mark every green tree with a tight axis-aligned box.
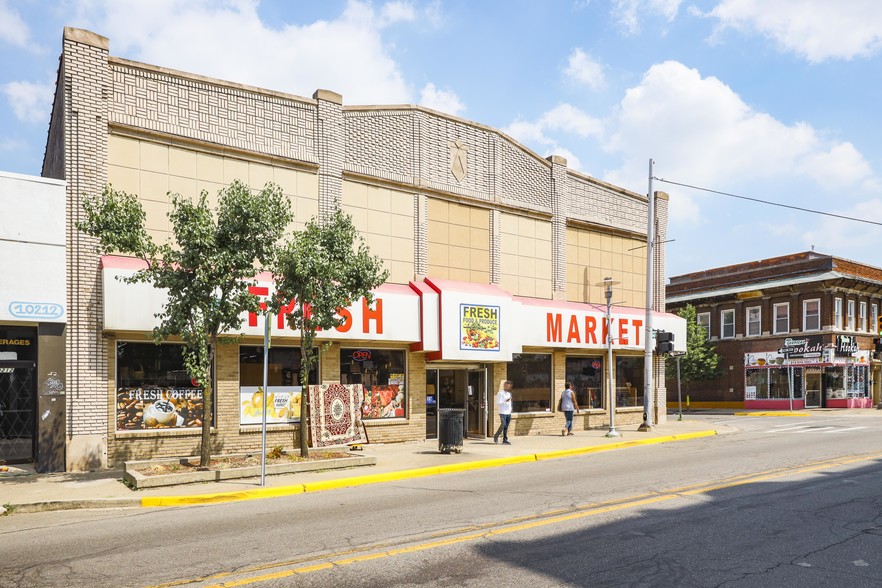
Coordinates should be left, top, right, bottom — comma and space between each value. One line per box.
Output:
78, 181, 291, 466
272, 209, 388, 457
666, 304, 722, 393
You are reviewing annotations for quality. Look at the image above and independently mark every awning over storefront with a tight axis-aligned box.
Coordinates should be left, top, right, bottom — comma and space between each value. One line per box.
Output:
101, 255, 687, 357
100, 256, 422, 343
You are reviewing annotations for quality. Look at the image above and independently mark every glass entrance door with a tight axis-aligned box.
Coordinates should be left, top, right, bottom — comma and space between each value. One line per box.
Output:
804, 369, 822, 408
426, 367, 485, 439
466, 369, 486, 438
0, 361, 36, 464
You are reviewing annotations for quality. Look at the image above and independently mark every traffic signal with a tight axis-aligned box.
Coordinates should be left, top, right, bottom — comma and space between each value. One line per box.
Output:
655, 331, 674, 354
878, 314, 882, 336
874, 338, 882, 353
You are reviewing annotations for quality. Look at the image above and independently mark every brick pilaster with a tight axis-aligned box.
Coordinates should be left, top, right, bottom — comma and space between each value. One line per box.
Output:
62, 27, 111, 470
313, 89, 344, 221
548, 155, 568, 299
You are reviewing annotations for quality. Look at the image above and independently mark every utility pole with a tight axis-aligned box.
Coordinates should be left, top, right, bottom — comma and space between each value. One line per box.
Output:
639, 158, 655, 432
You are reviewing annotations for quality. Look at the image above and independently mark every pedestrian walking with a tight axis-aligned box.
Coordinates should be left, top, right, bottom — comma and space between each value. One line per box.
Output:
559, 381, 579, 436
493, 380, 513, 445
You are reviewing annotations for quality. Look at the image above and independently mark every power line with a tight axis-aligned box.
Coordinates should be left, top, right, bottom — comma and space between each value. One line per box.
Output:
653, 177, 882, 227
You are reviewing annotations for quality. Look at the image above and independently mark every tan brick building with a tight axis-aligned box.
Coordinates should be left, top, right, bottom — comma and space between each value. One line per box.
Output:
44, 28, 683, 471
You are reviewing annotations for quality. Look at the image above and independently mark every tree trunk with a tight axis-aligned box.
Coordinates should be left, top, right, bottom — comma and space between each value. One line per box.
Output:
299, 311, 310, 458
200, 339, 215, 467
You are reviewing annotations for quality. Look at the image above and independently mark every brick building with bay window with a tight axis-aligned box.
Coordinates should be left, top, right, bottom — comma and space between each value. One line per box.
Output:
666, 252, 882, 410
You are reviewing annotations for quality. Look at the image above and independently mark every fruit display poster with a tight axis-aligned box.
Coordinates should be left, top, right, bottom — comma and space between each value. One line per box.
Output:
460, 303, 500, 351
239, 386, 302, 425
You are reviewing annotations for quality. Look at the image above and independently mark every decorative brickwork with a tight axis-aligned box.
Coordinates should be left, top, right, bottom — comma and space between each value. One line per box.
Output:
109, 59, 316, 164
569, 172, 647, 235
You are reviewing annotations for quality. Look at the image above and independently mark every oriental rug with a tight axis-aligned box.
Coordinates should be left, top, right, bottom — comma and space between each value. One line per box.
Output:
308, 383, 365, 447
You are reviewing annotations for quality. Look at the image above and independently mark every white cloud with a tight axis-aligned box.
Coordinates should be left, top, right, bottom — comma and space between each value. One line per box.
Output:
70, 0, 413, 104
0, 136, 27, 151
602, 61, 878, 225
704, 0, 882, 62
2, 80, 54, 124
504, 103, 602, 171
0, 0, 31, 48
379, 1, 417, 26
419, 83, 465, 116
564, 48, 606, 91
612, 0, 682, 35
803, 198, 882, 258
540, 103, 604, 138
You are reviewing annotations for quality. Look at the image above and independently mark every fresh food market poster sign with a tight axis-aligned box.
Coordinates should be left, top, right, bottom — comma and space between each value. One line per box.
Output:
460, 304, 500, 351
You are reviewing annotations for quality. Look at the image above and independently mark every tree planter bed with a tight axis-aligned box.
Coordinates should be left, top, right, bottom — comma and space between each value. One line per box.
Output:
123, 453, 376, 489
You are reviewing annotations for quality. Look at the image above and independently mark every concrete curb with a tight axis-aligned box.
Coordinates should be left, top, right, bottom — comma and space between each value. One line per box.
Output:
140, 429, 718, 508
10, 498, 142, 514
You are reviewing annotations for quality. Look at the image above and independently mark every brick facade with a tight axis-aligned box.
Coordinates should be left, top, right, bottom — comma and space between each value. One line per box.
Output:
667, 252, 882, 408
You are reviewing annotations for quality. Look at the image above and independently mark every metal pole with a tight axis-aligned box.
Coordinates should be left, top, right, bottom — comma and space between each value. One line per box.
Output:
788, 353, 793, 412
676, 355, 683, 421
641, 158, 655, 431
260, 311, 270, 486
605, 280, 621, 437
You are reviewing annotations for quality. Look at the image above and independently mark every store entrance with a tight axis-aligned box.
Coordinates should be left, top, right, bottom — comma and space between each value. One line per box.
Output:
0, 360, 36, 464
425, 367, 486, 440
804, 369, 822, 408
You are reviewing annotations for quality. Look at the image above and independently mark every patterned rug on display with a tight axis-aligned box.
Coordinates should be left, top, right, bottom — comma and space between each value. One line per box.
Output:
308, 383, 365, 447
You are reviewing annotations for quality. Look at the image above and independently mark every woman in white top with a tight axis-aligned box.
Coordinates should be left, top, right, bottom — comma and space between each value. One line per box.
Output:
560, 381, 580, 436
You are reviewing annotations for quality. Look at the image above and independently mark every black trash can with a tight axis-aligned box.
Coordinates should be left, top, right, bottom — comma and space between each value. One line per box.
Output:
438, 408, 465, 454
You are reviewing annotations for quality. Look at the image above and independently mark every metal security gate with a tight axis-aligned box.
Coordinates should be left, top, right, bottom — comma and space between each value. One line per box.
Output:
0, 361, 36, 464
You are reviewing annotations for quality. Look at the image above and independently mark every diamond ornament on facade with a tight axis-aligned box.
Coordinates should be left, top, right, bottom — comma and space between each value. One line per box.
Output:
448, 139, 468, 182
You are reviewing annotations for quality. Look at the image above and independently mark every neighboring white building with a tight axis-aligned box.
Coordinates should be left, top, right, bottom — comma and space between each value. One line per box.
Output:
0, 171, 67, 470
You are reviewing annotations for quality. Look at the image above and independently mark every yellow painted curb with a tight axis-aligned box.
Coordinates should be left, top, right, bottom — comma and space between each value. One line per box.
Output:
535, 430, 718, 461
737, 412, 811, 417
142, 430, 717, 507
141, 484, 306, 507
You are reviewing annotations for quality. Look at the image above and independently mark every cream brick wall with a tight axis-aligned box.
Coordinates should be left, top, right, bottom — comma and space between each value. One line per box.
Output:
342, 180, 415, 285
107, 134, 319, 245
565, 227, 647, 308
427, 199, 490, 283
499, 212, 553, 298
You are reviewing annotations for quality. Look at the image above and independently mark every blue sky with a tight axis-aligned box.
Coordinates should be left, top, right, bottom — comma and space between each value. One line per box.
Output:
2, 0, 882, 278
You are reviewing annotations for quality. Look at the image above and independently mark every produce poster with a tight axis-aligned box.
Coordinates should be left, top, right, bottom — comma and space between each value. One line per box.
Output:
361, 384, 405, 419
239, 386, 302, 425
116, 387, 208, 430
460, 304, 500, 351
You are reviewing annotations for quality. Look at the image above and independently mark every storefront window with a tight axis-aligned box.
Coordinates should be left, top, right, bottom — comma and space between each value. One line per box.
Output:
238, 346, 318, 425
747, 367, 803, 400
507, 353, 551, 412
115, 342, 213, 431
745, 368, 768, 399
565, 356, 603, 408
768, 367, 803, 399
615, 356, 644, 407
847, 365, 869, 398
340, 348, 407, 419
824, 367, 846, 400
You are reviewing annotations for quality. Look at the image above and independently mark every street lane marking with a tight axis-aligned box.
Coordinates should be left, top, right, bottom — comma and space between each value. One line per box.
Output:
824, 427, 867, 433
148, 450, 882, 588
793, 426, 837, 433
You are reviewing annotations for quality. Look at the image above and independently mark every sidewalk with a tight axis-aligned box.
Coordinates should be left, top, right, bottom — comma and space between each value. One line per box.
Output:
1, 419, 722, 513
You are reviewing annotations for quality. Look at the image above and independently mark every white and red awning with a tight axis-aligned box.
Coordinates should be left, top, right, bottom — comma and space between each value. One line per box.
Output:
101, 255, 686, 360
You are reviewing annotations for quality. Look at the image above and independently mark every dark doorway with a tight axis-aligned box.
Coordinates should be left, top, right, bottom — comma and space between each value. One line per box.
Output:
0, 360, 36, 463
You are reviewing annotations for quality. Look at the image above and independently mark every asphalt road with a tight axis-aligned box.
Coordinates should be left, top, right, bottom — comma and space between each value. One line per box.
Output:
3, 413, 882, 587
